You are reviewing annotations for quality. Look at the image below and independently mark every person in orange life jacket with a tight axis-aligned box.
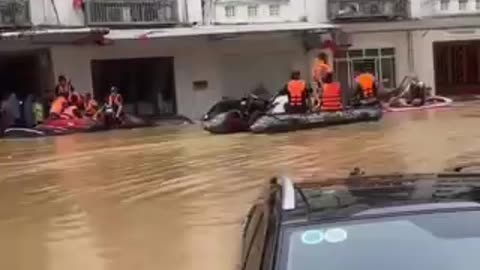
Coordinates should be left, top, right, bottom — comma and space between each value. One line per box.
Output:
353, 69, 378, 105
312, 53, 333, 89
84, 93, 99, 117
280, 71, 311, 114
107, 86, 124, 119
49, 93, 68, 119
320, 73, 343, 112
61, 94, 82, 119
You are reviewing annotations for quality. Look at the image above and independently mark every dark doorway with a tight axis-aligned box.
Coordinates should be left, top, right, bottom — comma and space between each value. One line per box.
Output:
0, 50, 53, 100
434, 40, 480, 96
91, 57, 176, 116
0, 50, 54, 127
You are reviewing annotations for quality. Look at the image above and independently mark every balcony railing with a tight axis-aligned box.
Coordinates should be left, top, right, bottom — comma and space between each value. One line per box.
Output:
328, 0, 409, 22
85, 0, 179, 26
0, 0, 30, 27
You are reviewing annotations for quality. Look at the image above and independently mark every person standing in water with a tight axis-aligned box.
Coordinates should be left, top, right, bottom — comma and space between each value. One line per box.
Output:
55, 75, 74, 97
33, 95, 44, 125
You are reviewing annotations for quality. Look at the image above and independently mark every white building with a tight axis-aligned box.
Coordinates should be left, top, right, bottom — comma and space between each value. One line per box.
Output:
327, 0, 480, 96
3, 0, 480, 122
0, 0, 336, 120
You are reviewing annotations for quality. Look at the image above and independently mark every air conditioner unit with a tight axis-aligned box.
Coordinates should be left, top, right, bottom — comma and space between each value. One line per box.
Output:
330, 0, 406, 20
337, 2, 360, 17
366, 2, 381, 15
105, 6, 132, 22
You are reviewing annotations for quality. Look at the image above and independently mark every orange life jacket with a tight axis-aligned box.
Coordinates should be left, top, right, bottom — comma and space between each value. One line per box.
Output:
50, 96, 67, 115
321, 82, 343, 111
313, 61, 333, 82
62, 105, 78, 119
287, 80, 307, 106
356, 73, 376, 98
108, 93, 123, 107
85, 99, 98, 115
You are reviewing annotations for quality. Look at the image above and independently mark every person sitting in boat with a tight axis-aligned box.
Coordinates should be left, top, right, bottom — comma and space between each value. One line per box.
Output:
61, 94, 82, 119
84, 93, 99, 117
281, 71, 311, 114
320, 73, 343, 112
389, 76, 429, 108
353, 70, 378, 106
409, 80, 427, 107
107, 86, 124, 119
49, 93, 68, 119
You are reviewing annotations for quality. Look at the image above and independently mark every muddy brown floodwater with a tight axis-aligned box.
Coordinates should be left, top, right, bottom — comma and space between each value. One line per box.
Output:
1, 102, 480, 270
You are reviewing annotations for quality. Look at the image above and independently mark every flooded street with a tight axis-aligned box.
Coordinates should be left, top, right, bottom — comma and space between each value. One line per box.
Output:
2, 102, 480, 270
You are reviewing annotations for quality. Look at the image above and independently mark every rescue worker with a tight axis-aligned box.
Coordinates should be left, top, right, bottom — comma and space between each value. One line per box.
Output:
55, 75, 74, 97
283, 71, 310, 114
320, 73, 343, 112
312, 53, 333, 90
353, 70, 378, 105
62, 94, 82, 119
84, 93, 99, 117
49, 93, 68, 119
107, 86, 124, 120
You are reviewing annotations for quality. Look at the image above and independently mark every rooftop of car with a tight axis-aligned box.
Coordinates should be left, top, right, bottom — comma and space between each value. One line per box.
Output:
275, 172, 480, 225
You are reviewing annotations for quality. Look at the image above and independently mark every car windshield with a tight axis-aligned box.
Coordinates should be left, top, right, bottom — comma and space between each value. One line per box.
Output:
280, 210, 480, 270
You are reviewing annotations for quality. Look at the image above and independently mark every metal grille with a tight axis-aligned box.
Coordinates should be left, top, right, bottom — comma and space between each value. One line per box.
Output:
85, 0, 179, 26
0, 0, 30, 27
328, 0, 410, 21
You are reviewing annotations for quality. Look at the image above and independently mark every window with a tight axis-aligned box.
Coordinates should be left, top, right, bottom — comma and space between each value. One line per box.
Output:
334, 48, 396, 89
269, 4, 280, 16
280, 211, 480, 270
365, 49, 379, 57
440, 0, 449, 10
459, 0, 467, 10
225, 5, 236, 17
248, 5, 258, 17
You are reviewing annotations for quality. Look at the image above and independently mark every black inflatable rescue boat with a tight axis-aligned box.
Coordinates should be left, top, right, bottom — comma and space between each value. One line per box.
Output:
203, 95, 269, 134
250, 105, 383, 134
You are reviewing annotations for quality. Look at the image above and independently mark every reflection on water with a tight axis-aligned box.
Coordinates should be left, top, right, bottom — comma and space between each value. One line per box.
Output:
1, 103, 480, 270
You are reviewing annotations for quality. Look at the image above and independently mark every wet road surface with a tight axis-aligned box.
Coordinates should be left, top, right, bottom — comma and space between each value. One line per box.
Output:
1, 102, 480, 270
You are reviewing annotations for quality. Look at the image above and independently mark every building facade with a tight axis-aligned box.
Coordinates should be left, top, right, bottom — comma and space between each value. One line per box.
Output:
0, 0, 334, 120
1, 0, 480, 121
330, 0, 480, 96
